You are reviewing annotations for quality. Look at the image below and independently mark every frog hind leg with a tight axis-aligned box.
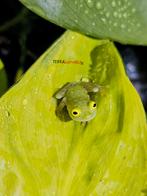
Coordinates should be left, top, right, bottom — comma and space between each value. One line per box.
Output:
81, 82, 99, 93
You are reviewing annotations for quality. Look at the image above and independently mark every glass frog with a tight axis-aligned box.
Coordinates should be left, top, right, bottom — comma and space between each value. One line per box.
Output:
54, 79, 99, 122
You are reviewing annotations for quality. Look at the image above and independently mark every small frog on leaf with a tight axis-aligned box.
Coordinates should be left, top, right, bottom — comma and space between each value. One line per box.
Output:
54, 79, 100, 122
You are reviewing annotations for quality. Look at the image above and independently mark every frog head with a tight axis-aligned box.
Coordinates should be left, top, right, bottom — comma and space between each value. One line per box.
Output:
67, 100, 97, 122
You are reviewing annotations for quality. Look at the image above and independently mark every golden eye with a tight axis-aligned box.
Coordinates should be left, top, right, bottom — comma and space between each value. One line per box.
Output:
89, 101, 97, 109
71, 108, 81, 117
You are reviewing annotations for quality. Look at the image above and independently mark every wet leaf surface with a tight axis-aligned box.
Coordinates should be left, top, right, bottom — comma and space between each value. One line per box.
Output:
0, 31, 146, 195
20, 0, 147, 45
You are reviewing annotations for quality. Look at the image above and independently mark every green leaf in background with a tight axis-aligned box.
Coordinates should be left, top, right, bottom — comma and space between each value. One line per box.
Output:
0, 31, 146, 195
0, 59, 8, 97
20, 0, 147, 45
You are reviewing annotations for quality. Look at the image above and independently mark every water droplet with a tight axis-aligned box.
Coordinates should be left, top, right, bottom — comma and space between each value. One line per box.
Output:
101, 18, 106, 23
127, 2, 131, 6
132, 8, 136, 13
137, 23, 141, 27
23, 99, 28, 106
113, 12, 118, 17
87, 0, 93, 8
113, 22, 117, 27
92, 22, 96, 26
112, 1, 116, 7
7, 161, 11, 168
100, 11, 104, 15
109, 20, 112, 24
34, 88, 39, 94
123, 13, 127, 18
118, 1, 121, 5
96, 2, 102, 10
85, 10, 89, 14
5, 110, 10, 117
71, 35, 75, 40
118, 13, 122, 18
0, 160, 5, 170
39, 112, 42, 117
121, 24, 126, 29
105, 12, 110, 18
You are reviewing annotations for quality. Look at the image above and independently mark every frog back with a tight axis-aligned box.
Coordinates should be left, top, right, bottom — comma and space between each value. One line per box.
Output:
65, 84, 89, 109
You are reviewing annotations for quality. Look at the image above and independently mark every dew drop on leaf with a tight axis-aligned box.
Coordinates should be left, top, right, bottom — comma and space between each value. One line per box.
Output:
96, 2, 102, 10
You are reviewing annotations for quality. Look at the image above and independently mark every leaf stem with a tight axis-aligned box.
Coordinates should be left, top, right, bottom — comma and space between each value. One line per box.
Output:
0, 8, 29, 32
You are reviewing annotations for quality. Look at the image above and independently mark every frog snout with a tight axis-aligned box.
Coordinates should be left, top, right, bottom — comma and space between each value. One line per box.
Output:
84, 111, 96, 121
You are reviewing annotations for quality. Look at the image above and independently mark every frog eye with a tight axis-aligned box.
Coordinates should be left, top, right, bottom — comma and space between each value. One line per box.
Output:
89, 101, 97, 109
71, 108, 81, 117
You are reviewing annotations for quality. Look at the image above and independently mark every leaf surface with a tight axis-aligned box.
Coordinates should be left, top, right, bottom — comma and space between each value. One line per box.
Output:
20, 0, 147, 45
0, 31, 146, 195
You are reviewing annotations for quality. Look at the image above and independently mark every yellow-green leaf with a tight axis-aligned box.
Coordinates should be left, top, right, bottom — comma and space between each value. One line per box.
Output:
0, 59, 8, 97
0, 31, 146, 195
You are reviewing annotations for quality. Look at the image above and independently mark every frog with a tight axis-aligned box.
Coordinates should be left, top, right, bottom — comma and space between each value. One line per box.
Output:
54, 79, 99, 122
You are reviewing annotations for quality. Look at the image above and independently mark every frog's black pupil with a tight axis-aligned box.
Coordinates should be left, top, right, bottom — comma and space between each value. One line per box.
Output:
93, 103, 96, 107
73, 111, 78, 115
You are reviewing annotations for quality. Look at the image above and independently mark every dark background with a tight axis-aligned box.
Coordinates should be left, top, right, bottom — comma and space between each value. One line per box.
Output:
0, 0, 147, 111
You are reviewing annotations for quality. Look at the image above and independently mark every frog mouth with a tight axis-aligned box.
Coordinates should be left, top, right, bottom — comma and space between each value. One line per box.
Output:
76, 112, 96, 122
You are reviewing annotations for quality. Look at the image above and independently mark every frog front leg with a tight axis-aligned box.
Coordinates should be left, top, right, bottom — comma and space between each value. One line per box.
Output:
54, 82, 75, 99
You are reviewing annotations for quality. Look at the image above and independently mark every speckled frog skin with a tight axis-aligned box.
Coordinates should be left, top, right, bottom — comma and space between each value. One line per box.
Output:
55, 81, 99, 122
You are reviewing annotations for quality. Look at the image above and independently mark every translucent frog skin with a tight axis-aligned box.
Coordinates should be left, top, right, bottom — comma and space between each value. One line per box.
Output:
55, 81, 99, 122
